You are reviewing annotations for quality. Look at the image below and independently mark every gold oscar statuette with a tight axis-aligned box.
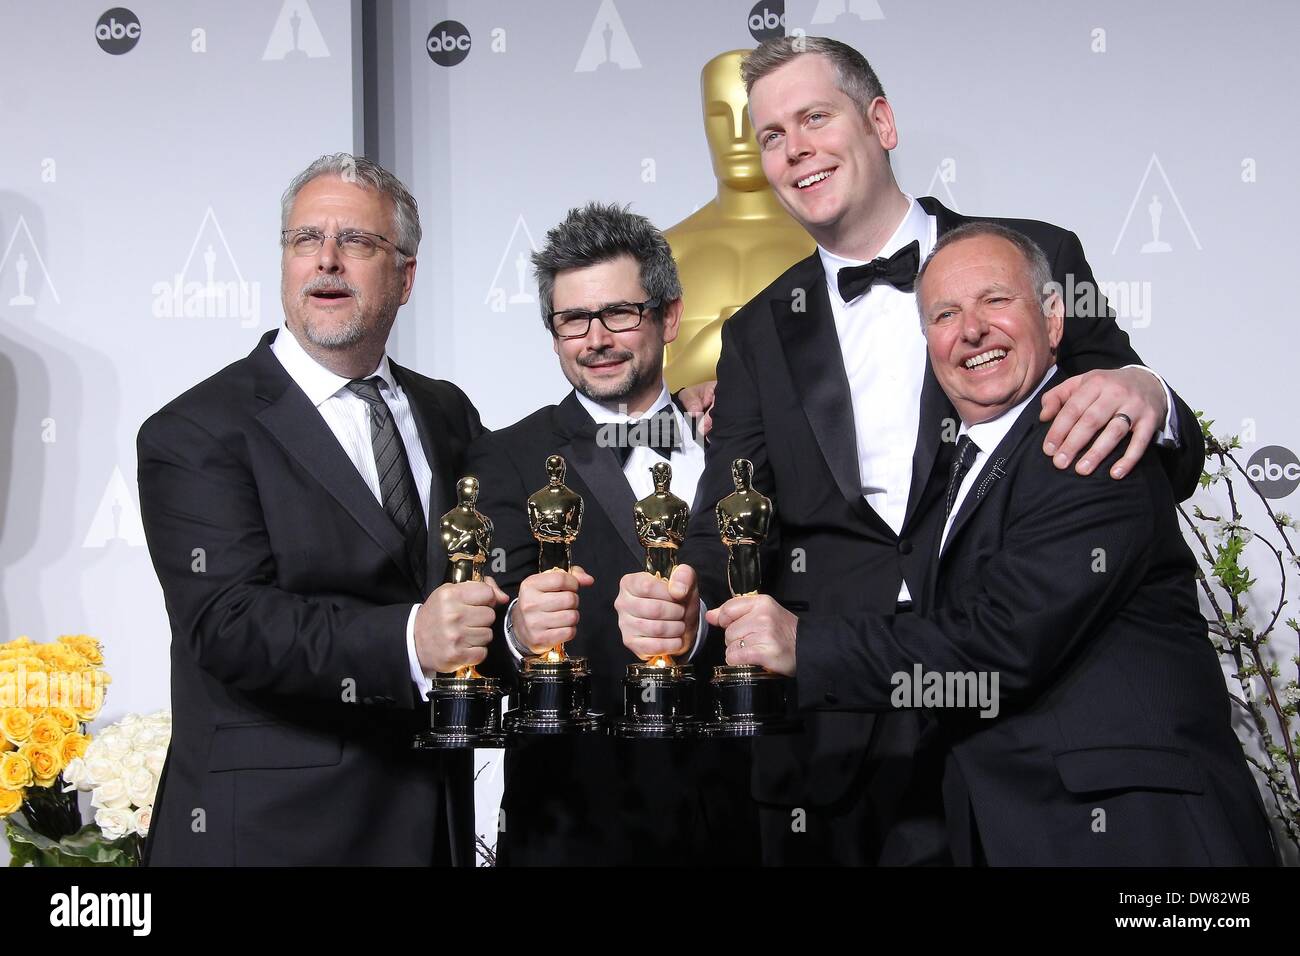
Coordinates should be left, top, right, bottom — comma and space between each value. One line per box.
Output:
503, 456, 603, 736
704, 459, 798, 736
413, 476, 506, 749
616, 461, 699, 738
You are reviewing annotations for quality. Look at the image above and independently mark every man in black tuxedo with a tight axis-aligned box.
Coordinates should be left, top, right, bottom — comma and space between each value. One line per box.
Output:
702, 222, 1275, 865
137, 154, 506, 866
465, 203, 758, 865
616, 37, 1204, 864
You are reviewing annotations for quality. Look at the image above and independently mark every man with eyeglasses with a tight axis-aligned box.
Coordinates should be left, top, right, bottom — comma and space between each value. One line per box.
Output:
137, 153, 504, 866
464, 202, 759, 865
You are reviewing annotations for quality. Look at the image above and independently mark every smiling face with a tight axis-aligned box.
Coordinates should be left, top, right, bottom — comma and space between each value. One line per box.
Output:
280, 175, 415, 357
550, 254, 681, 416
748, 53, 899, 252
918, 234, 1063, 426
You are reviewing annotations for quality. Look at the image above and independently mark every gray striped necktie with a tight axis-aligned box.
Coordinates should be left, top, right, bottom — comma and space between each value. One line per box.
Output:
346, 376, 428, 586
945, 434, 980, 519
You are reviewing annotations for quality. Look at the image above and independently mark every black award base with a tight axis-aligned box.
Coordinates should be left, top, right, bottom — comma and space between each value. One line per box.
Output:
701, 664, 801, 736
503, 655, 605, 735
614, 662, 699, 738
413, 673, 506, 749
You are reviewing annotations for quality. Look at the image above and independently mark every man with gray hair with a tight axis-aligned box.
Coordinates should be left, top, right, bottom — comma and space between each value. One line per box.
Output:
138, 153, 504, 865
466, 202, 758, 865
702, 222, 1275, 865
618, 35, 1206, 864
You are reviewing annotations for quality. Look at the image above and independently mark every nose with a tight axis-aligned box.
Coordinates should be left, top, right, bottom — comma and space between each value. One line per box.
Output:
313, 236, 343, 273
583, 315, 616, 351
784, 125, 812, 164
960, 306, 989, 343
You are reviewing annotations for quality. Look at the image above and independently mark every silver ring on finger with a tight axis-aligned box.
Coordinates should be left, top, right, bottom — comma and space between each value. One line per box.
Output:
738, 638, 746, 648
1113, 411, 1133, 431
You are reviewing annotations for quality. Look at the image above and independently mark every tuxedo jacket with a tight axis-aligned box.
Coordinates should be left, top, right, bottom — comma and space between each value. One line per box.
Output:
679, 197, 1205, 859
137, 329, 482, 866
466, 393, 758, 866
795, 371, 1275, 865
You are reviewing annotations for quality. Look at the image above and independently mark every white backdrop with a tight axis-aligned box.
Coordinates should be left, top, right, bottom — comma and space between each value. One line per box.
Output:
2, 0, 1296, 864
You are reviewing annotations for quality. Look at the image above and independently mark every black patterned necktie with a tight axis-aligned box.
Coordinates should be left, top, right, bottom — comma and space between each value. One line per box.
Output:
616, 406, 682, 467
837, 239, 921, 302
944, 434, 981, 519
346, 376, 427, 585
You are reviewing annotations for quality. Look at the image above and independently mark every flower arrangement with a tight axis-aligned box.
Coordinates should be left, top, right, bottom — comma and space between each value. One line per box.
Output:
0, 634, 133, 866
1180, 415, 1300, 859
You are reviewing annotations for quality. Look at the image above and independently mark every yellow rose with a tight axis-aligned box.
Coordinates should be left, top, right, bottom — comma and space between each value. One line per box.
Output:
20, 741, 61, 787
0, 751, 33, 790
30, 716, 64, 747
0, 786, 21, 816
46, 707, 78, 734
1, 708, 33, 745
60, 636, 104, 666
72, 675, 110, 722
7, 637, 34, 648
0, 659, 17, 673
60, 732, 89, 765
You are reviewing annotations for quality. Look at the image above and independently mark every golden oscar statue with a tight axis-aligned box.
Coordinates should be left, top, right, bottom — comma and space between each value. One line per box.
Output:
414, 476, 506, 749
616, 461, 699, 738
503, 456, 603, 735
704, 459, 798, 736
662, 49, 814, 392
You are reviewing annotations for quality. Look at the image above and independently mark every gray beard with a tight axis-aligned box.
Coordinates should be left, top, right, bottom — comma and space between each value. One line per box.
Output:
299, 311, 368, 349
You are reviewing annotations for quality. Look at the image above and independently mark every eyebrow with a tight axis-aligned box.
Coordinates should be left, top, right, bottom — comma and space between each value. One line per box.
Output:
924, 282, 1020, 315
756, 100, 839, 135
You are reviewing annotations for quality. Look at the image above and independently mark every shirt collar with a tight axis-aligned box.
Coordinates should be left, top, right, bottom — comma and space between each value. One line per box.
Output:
817, 194, 933, 290
961, 364, 1059, 453
270, 325, 396, 408
573, 383, 674, 426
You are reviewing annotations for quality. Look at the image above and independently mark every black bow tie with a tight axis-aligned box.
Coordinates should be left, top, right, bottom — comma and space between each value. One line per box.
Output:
616, 406, 681, 466
836, 240, 920, 302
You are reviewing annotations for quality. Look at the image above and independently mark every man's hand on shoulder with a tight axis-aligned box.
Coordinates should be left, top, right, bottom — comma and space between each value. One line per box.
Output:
1039, 367, 1167, 480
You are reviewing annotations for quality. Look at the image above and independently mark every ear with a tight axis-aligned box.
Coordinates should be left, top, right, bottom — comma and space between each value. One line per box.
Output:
1044, 288, 1065, 352
397, 256, 417, 306
660, 297, 684, 346
866, 96, 899, 152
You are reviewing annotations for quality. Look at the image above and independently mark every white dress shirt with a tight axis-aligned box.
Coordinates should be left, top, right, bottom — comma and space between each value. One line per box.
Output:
817, 196, 1178, 603
270, 326, 436, 697
939, 365, 1057, 554
503, 383, 708, 661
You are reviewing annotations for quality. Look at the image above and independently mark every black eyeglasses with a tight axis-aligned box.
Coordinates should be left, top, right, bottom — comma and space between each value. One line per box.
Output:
281, 228, 411, 260
548, 298, 661, 339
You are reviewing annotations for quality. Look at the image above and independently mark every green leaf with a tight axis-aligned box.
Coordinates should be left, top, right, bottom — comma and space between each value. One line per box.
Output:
6, 819, 136, 867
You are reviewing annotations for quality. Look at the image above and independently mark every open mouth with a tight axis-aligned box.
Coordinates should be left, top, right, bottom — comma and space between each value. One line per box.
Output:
795, 168, 835, 189
963, 348, 1007, 371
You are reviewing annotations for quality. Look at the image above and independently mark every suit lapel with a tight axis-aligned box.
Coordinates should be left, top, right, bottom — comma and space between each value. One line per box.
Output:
554, 393, 643, 566
251, 335, 421, 591
937, 370, 1070, 560
903, 357, 956, 531
771, 254, 886, 532
390, 362, 457, 589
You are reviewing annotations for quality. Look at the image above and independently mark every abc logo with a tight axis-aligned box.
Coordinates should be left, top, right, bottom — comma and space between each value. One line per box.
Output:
426, 20, 471, 67
95, 7, 141, 55
747, 0, 786, 42
1246, 445, 1300, 499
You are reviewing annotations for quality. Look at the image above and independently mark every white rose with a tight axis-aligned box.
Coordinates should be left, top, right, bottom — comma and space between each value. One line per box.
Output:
102, 732, 131, 757
95, 807, 135, 841
144, 751, 166, 775
91, 777, 132, 811
63, 756, 88, 790
83, 754, 117, 789
126, 767, 155, 807
132, 805, 153, 837
121, 750, 146, 770
118, 713, 141, 728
